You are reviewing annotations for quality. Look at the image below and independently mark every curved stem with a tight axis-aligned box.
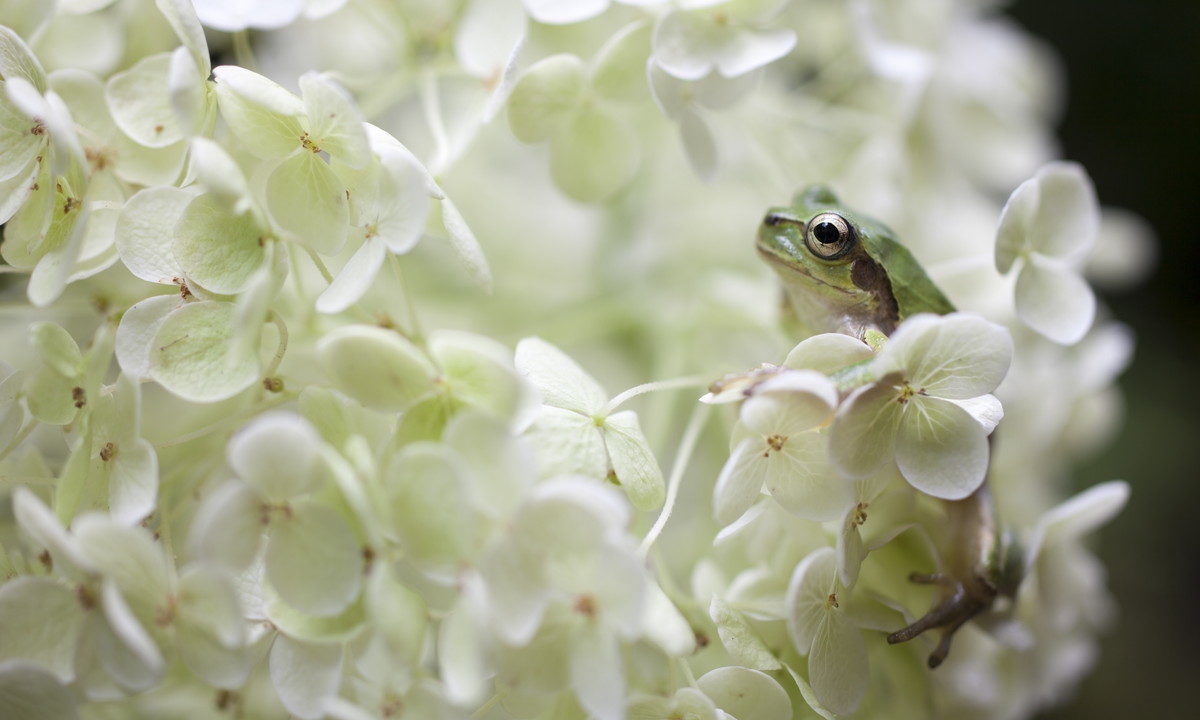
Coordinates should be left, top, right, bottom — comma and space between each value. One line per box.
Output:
264, 312, 290, 379
304, 247, 335, 284
0, 419, 37, 464
639, 402, 710, 557
604, 376, 707, 416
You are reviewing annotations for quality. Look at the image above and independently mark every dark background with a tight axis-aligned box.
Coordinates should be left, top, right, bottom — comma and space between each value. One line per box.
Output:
1008, 1, 1200, 718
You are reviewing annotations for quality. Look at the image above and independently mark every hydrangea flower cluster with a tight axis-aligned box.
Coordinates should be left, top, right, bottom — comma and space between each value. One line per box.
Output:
0, 2, 1147, 719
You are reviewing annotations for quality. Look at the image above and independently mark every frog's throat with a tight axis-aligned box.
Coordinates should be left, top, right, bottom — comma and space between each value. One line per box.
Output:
759, 247, 900, 338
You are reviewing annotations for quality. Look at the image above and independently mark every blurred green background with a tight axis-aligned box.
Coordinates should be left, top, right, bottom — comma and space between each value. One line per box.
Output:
1009, 2, 1200, 718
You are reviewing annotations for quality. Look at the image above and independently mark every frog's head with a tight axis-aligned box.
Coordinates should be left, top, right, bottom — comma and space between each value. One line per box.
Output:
755, 185, 901, 335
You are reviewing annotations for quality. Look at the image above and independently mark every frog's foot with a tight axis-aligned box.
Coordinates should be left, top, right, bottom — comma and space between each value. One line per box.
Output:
886, 576, 995, 669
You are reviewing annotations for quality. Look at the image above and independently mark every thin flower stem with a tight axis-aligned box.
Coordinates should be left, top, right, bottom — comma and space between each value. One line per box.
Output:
304, 247, 335, 284
639, 402, 710, 557
264, 312, 289, 378
231, 30, 257, 70
388, 253, 424, 342
470, 694, 501, 719
419, 69, 451, 175
0, 419, 37, 464
604, 376, 707, 416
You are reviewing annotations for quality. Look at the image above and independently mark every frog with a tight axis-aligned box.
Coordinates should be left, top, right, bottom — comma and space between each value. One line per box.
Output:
756, 184, 1022, 668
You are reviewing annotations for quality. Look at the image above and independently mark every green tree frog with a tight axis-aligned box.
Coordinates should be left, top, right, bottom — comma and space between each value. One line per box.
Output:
757, 185, 1022, 668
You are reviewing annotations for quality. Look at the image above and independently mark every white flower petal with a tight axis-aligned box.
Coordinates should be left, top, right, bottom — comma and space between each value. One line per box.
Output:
187, 481, 264, 573
315, 237, 386, 314
148, 301, 260, 403
808, 604, 867, 716
784, 333, 874, 374
948, 393, 1004, 434
1029, 161, 1099, 261
265, 151, 350, 255
877, 313, 1013, 399
0, 661, 77, 720
709, 597, 780, 671
786, 547, 836, 651
603, 410, 665, 511
895, 397, 988, 500
695, 666, 791, 720
316, 325, 437, 412
265, 500, 362, 616
0, 577, 85, 683
641, 581, 696, 657
569, 623, 624, 720
524, 0, 609, 25
515, 337, 607, 414
98, 579, 165, 691
114, 296, 182, 381
994, 166, 1039, 273
107, 437, 158, 526
766, 431, 850, 522
105, 52, 182, 148
713, 438, 767, 526
114, 184, 192, 285
195, 0, 306, 32
228, 412, 324, 501
828, 381, 902, 479
1015, 255, 1096, 345
549, 104, 638, 202
268, 634, 342, 720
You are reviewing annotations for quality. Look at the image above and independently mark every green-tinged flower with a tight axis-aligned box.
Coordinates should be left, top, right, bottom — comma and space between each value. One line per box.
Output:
786, 547, 867, 715
189, 412, 362, 617
713, 369, 845, 525
996, 162, 1100, 344
479, 477, 646, 720
829, 313, 1012, 499
651, 0, 795, 81
505, 21, 650, 201
515, 337, 664, 511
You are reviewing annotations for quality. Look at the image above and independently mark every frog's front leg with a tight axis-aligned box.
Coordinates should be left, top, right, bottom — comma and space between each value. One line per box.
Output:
886, 485, 1002, 668
886, 573, 996, 668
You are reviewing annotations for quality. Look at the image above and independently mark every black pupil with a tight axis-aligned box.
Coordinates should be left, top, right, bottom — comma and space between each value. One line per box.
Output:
813, 221, 842, 245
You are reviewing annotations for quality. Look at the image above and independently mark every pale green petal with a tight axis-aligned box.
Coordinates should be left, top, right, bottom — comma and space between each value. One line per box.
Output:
315, 236, 385, 314
455, 0, 526, 80
506, 54, 585, 143
0, 577, 85, 683
994, 171, 1038, 273
836, 508, 865, 588
591, 21, 651, 102
524, 0, 608, 24
148, 301, 260, 403
107, 437, 158, 526
265, 500, 362, 616
713, 438, 766, 526
73, 515, 171, 606
266, 593, 366, 644
515, 337, 607, 414
98, 579, 165, 690
876, 313, 1013, 399
299, 73, 369, 167
479, 538, 548, 644
155, 0, 211, 77
431, 330, 538, 424
742, 370, 837, 435
0, 662, 77, 720
114, 295, 182, 380
569, 622, 624, 720
316, 324, 437, 411
227, 411, 324, 501
808, 605, 867, 716
439, 593, 488, 706
679, 110, 717, 180
265, 151, 350, 254
709, 597, 781, 671
176, 566, 251, 688
30, 321, 82, 377
1015, 255, 1096, 345
524, 406, 608, 479
105, 52, 181, 148
373, 148, 429, 253
387, 443, 477, 565
114, 185, 192, 284
895, 397, 988, 500
167, 46, 210, 137
439, 196, 493, 292
173, 193, 267, 295
212, 65, 305, 159
549, 105, 638, 202
0, 27, 46, 93
268, 635, 342, 720
641, 581, 696, 657
784, 333, 874, 374
603, 410, 665, 511
187, 481, 264, 573
828, 380, 902, 479
766, 431, 850, 522
785, 546, 836, 652
695, 666, 791, 720
187, 137, 252, 210
364, 566, 427, 664
444, 410, 535, 519
11, 488, 95, 578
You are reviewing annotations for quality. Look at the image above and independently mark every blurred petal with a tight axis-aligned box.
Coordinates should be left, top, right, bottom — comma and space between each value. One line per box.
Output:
713, 438, 766, 526
809, 605, 867, 716
876, 313, 1012, 399
1015, 255, 1096, 345
696, 666, 791, 720
268, 634, 342, 720
265, 500, 362, 616
766, 431, 850, 522
227, 411, 324, 501
549, 105, 638, 202
1029, 161, 1099, 261
828, 381, 902, 479
569, 623, 624, 720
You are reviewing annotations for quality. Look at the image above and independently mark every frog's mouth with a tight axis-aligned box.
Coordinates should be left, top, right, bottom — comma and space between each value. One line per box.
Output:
755, 243, 857, 300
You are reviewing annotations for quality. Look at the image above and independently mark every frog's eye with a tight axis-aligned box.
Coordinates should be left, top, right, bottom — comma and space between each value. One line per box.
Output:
804, 212, 856, 260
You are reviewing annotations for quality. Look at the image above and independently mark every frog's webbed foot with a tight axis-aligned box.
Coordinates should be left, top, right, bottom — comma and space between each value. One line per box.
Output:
886, 575, 995, 669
